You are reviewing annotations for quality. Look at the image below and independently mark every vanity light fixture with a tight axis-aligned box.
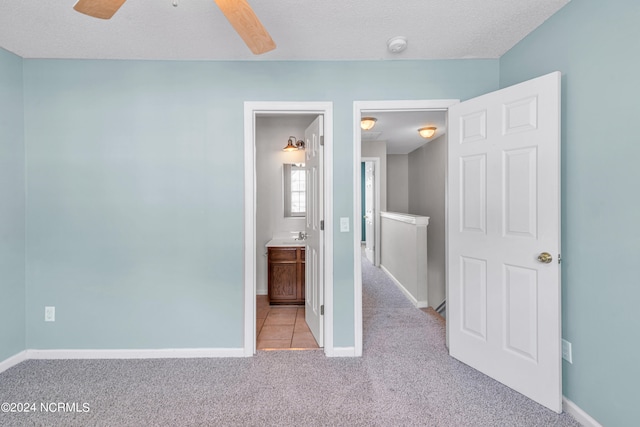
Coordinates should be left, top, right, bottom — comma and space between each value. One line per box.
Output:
283, 136, 305, 151
418, 126, 437, 139
361, 117, 377, 130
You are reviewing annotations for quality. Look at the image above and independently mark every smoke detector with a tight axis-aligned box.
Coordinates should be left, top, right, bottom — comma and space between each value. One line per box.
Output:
387, 36, 408, 54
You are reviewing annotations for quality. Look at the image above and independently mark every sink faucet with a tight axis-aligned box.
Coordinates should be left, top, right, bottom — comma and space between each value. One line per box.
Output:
297, 231, 307, 240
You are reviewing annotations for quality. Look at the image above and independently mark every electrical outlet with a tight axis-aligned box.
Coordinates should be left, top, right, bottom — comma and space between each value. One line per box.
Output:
44, 306, 55, 322
562, 338, 572, 363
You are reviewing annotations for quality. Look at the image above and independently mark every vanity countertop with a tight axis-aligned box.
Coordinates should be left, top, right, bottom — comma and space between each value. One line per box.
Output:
265, 239, 305, 248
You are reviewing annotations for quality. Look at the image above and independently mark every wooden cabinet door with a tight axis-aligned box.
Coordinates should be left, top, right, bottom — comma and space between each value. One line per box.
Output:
268, 247, 304, 305
269, 262, 298, 303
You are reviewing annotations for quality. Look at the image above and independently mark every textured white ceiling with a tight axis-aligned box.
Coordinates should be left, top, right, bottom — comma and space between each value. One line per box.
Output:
0, 0, 570, 60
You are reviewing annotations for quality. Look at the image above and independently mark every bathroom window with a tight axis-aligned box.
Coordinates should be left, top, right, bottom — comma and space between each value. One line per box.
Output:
284, 163, 305, 217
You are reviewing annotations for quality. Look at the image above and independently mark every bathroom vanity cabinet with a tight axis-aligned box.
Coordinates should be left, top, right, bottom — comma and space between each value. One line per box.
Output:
267, 246, 305, 305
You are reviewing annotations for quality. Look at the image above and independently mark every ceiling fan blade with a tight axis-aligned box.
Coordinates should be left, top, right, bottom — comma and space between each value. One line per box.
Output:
73, 0, 127, 20
214, 0, 276, 55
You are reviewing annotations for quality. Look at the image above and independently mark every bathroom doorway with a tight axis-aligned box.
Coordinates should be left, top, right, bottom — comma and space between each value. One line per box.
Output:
243, 102, 334, 357
255, 114, 320, 350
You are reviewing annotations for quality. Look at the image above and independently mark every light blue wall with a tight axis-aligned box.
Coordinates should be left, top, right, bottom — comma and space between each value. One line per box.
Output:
22, 59, 499, 349
0, 48, 25, 361
500, 1, 640, 426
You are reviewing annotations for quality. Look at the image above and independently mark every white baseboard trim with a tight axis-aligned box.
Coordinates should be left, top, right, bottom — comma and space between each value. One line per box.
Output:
0, 350, 28, 374
380, 265, 429, 308
25, 348, 247, 360
563, 396, 602, 427
329, 347, 357, 357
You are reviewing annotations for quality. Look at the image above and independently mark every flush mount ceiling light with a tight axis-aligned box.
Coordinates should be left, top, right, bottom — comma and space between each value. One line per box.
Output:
361, 117, 378, 130
418, 126, 437, 139
283, 136, 305, 152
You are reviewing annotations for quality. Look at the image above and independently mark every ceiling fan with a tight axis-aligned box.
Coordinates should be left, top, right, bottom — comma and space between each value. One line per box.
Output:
72, 0, 276, 55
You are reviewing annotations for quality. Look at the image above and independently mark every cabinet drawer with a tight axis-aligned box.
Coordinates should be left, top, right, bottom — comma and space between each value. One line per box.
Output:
269, 247, 298, 262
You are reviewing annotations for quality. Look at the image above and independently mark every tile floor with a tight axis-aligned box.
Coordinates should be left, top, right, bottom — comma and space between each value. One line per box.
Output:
256, 295, 320, 350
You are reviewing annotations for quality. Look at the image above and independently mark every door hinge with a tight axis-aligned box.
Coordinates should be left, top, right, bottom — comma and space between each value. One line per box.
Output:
558, 254, 562, 264
320, 135, 324, 146
320, 220, 324, 230
321, 305, 324, 315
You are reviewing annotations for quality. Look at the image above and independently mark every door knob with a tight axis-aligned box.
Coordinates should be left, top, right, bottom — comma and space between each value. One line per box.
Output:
537, 252, 553, 264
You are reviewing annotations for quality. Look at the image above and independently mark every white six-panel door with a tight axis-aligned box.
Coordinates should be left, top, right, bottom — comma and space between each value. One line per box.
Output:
448, 72, 562, 412
305, 115, 324, 347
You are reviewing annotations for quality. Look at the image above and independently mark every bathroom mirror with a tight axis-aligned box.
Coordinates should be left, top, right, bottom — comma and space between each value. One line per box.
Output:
283, 163, 305, 217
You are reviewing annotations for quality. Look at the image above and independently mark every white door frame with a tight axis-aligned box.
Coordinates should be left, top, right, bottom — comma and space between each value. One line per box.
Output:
244, 101, 334, 356
361, 157, 381, 267
353, 100, 459, 356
